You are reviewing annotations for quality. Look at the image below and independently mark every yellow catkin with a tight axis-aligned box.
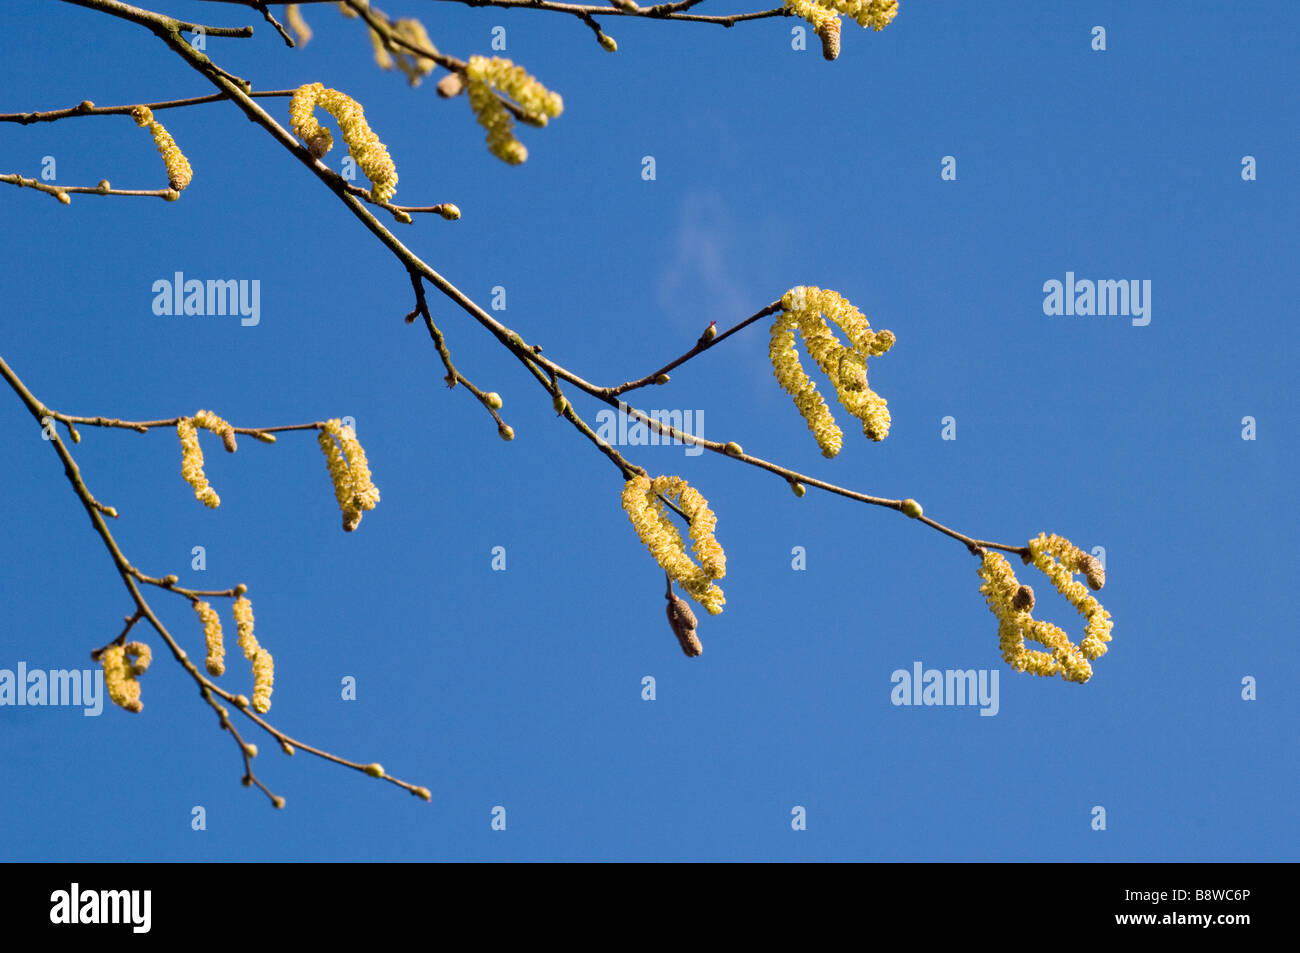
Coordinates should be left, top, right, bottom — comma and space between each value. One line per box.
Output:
772, 286, 895, 454
769, 310, 842, 457
194, 600, 226, 676
463, 56, 563, 165
231, 595, 273, 714
622, 474, 726, 615
251, 649, 274, 714
131, 106, 192, 191
976, 535, 1114, 684
177, 417, 220, 508
101, 645, 143, 713
784, 0, 898, 37
318, 419, 380, 531
232, 595, 258, 660
390, 18, 438, 86
367, 27, 395, 70
285, 4, 312, 45
288, 83, 398, 202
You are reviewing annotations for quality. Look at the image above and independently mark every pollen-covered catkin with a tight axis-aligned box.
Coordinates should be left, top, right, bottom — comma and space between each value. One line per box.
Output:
977, 534, 1114, 683
622, 474, 726, 615
232, 595, 257, 660
288, 83, 398, 202
337, 424, 380, 511
318, 419, 380, 531
466, 79, 526, 165
194, 600, 225, 676
284, 4, 312, 45
251, 648, 274, 714
177, 417, 220, 508
770, 310, 842, 457
232, 595, 273, 713
101, 644, 143, 713
463, 56, 563, 165
131, 106, 192, 191
391, 18, 438, 86
783, 0, 898, 54
772, 286, 895, 454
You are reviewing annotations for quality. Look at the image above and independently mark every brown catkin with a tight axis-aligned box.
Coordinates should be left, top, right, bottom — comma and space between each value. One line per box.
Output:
666, 592, 702, 658
817, 17, 842, 61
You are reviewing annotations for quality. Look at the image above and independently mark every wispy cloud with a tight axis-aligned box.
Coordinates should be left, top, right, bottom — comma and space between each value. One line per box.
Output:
656, 190, 749, 326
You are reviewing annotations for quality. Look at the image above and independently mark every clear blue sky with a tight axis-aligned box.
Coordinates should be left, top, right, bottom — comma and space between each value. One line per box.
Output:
1, 0, 1295, 861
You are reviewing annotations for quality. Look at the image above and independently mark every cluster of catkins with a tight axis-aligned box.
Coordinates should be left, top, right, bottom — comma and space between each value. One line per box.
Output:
783, 0, 899, 60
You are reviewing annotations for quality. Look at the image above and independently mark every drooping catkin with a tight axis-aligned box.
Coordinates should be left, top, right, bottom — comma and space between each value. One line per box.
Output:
288, 83, 399, 202
666, 589, 702, 657
131, 106, 192, 191
177, 417, 220, 508
622, 474, 726, 615
463, 56, 563, 165
251, 648, 274, 714
318, 419, 380, 531
976, 533, 1114, 684
284, 4, 312, 45
784, 0, 898, 42
194, 600, 225, 676
233, 595, 274, 713
101, 644, 143, 713
771, 286, 896, 455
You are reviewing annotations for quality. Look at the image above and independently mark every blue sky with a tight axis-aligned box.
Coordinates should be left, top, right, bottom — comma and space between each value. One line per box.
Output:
0, 0, 1295, 860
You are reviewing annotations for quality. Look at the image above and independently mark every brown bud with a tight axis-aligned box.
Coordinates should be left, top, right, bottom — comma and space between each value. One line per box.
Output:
1082, 555, 1106, 591
817, 18, 842, 62
1012, 585, 1035, 612
307, 134, 331, 159
436, 72, 465, 98
221, 429, 238, 453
